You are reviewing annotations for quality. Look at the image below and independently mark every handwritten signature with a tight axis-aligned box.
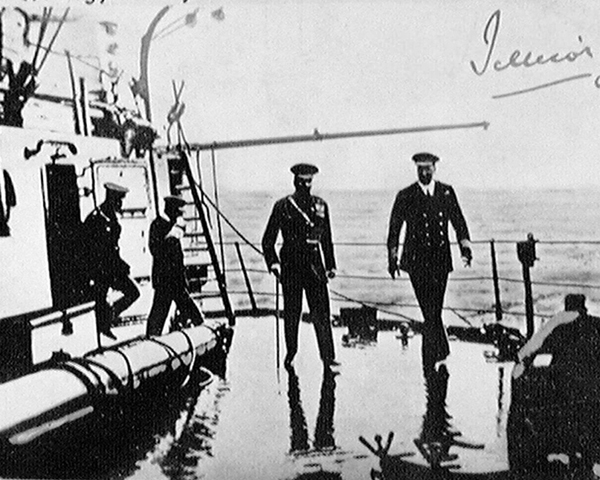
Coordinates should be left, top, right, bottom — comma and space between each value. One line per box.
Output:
471, 10, 600, 98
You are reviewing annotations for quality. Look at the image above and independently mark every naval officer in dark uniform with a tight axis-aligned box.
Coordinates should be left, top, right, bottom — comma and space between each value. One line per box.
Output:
262, 163, 339, 369
146, 195, 204, 337
83, 182, 140, 340
387, 153, 472, 370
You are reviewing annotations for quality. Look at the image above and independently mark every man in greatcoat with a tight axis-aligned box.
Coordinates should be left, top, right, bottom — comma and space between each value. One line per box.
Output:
387, 153, 472, 370
83, 182, 140, 340
262, 163, 339, 369
146, 195, 204, 336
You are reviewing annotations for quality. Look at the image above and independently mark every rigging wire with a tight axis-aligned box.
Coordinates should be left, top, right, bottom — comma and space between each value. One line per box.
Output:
30, 7, 50, 72
201, 287, 555, 320
169, 123, 591, 328
211, 147, 226, 285
36, 7, 69, 74
185, 182, 593, 323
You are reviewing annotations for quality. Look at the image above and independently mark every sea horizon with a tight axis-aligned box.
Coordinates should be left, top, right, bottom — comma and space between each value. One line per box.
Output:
220, 184, 600, 194
213, 187, 600, 326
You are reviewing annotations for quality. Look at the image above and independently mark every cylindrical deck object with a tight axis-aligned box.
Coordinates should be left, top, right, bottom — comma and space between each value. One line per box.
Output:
0, 325, 220, 446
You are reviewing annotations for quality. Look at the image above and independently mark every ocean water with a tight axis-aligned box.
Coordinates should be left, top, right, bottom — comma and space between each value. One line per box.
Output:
216, 187, 600, 330
9, 187, 599, 479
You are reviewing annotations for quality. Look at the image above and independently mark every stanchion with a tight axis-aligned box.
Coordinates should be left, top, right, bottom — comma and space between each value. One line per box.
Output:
517, 233, 538, 339
235, 241, 257, 313
490, 239, 503, 322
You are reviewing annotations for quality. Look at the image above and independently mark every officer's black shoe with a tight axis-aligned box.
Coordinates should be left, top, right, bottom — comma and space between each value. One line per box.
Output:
323, 359, 341, 369
100, 328, 117, 340
284, 354, 295, 369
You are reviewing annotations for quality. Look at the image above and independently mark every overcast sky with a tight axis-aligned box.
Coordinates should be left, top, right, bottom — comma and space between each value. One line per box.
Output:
63, 0, 600, 191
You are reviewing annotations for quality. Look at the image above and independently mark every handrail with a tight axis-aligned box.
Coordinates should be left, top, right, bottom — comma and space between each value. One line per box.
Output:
216, 238, 600, 246
195, 288, 555, 319
190, 188, 600, 335
18, 189, 594, 337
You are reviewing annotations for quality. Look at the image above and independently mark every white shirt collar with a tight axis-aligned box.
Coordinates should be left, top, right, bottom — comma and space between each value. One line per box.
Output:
418, 180, 436, 196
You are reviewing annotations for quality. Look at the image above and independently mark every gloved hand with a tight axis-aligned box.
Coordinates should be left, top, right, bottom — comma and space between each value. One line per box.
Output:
166, 224, 185, 240
270, 263, 281, 278
460, 243, 473, 267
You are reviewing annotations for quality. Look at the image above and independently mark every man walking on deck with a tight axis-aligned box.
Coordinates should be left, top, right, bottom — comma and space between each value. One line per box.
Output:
262, 163, 339, 369
146, 195, 204, 337
387, 153, 472, 371
83, 182, 140, 340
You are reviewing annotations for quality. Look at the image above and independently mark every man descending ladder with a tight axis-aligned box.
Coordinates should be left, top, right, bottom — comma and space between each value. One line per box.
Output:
146, 195, 205, 336
156, 148, 235, 328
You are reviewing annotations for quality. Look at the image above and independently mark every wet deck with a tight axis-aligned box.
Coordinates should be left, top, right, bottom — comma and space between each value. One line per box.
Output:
4, 312, 515, 479
145, 316, 511, 480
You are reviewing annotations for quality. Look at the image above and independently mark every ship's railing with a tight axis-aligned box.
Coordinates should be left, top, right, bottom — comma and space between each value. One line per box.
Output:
17, 187, 600, 343
179, 179, 600, 338
198, 227, 600, 337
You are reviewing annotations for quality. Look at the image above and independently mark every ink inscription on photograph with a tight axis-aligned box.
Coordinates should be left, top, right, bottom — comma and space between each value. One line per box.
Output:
0, 2, 599, 479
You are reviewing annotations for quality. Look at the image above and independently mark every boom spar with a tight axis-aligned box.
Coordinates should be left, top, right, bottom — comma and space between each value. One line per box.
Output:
170, 121, 490, 152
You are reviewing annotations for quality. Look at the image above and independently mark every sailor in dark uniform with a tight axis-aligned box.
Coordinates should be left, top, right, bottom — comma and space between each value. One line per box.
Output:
146, 195, 204, 337
387, 153, 472, 370
83, 182, 140, 340
262, 163, 339, 369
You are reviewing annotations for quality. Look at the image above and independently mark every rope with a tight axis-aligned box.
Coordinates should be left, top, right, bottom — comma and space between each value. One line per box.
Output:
184, 200, 593, 321
191, 181, 263, 255
213, 238, 600, 247
69, 356, 128, 395
211, 147, 226, 283
168, 134, 597, 325
177, 329, 197, 388
328, 289, 417, 322
221, 263, 600, 293
497, 277, 600, 290
195, 149, 212, 228
199, 288, 555, 320
51, 361, 106, 398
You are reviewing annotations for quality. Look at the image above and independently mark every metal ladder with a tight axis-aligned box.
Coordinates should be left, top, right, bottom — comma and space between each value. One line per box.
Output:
174, 148, 235, 326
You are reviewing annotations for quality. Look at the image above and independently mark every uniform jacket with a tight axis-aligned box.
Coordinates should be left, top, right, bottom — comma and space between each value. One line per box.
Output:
262, 193, 336, 283
149, 216, 187, 290
387, 182, 470, 275
83, 203, 130, 281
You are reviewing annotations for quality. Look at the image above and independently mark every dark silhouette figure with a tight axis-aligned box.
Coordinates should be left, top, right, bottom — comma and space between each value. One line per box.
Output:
146, 195, 204, 337
387, 153, 471, 370
314, 367, 337, 450
83, 182, 140, 341
508, 294, 600, 478
414, 365, 484, 472
287, 366, 310, 452
262, 163, 339, 369
286, 366, 337, 454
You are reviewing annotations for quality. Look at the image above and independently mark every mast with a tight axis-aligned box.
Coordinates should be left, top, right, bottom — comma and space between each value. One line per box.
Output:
135, 5, 171, 212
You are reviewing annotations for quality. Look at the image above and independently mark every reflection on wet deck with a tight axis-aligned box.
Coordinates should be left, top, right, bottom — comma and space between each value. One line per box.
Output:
192, 316, 511, 480
1, 316, 514, 480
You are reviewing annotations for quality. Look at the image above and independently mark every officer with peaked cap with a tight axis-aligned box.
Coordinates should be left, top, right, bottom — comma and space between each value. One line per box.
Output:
262, 163, 340, 369
83, 182, 140, 341
387, 153, 472, 371
146, 195, 204, 336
